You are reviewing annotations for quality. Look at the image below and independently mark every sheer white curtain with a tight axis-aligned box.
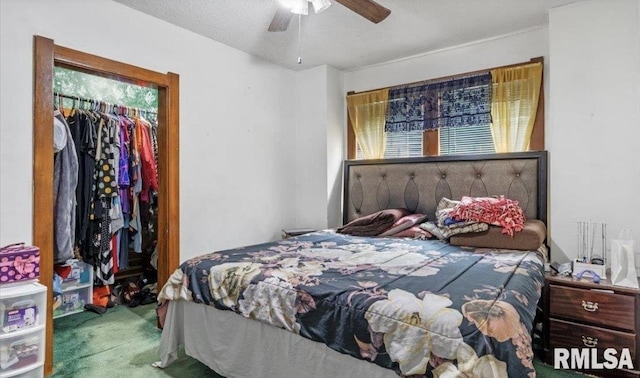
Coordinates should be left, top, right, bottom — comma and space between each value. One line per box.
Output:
490, 62, 543, 152
347, 89, 390, 159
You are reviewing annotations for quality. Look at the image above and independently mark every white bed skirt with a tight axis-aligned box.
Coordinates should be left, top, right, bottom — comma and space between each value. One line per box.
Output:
157, 300, 397, 378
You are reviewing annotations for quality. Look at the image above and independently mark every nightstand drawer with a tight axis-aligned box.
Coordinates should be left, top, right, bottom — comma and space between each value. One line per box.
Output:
549, 319, 637, 365
550, 284, 637, 331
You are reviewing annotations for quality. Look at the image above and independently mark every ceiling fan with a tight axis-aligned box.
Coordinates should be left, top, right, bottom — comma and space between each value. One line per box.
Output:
268, 0, 391, 32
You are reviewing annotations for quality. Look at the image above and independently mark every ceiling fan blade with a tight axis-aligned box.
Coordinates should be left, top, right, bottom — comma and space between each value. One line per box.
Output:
268, 6, 294, 32
334, 0, 391, 24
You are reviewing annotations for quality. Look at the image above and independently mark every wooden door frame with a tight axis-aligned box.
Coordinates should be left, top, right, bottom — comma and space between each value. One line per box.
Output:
33, 35, 180, 376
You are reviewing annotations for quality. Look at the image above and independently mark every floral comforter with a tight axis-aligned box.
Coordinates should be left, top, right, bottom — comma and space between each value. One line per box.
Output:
158, 230, 545, 377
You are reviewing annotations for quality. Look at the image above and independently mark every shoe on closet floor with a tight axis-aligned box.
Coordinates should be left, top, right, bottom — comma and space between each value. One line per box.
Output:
122, 281, 141, 305
140, 289, 157, 305
84, 304, 107, 315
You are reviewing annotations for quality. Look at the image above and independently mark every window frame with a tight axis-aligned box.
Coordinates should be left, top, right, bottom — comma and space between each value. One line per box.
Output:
347, 57, 544, 159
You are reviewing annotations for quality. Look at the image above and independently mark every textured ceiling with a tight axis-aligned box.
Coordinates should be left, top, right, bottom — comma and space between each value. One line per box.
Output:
114, 0, 581, 71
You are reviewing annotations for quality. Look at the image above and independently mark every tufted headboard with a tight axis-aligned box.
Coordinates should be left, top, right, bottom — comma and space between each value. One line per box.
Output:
343, 151, 548, 226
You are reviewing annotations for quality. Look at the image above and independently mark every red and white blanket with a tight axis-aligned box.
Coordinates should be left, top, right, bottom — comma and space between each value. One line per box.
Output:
449, 196, 525, 236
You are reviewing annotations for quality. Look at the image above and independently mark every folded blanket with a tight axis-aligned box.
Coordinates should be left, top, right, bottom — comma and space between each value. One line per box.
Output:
420, 220, 489, 240
390, 225, 432, 239
337, 208, 411, 236
449, 196, 525, 237
379, 213, 428, 237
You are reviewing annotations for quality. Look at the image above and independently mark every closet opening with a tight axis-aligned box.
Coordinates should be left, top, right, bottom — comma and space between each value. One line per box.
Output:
33, 36, 180, 376
53, 67, 160, 292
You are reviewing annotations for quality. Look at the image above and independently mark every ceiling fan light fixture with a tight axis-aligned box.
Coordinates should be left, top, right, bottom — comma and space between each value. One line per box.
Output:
311, 0, 331, 13
290, 0, 309, 15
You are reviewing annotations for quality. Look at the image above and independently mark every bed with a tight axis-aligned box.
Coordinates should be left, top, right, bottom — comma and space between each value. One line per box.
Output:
156, 151, 549, 378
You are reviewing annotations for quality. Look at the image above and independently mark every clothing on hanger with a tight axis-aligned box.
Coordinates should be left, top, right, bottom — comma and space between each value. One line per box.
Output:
54, 92, 159, 286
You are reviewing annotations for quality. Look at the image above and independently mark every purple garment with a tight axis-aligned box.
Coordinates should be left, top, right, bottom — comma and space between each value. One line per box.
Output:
118, 117, 131, 187
119, 188, 130, 214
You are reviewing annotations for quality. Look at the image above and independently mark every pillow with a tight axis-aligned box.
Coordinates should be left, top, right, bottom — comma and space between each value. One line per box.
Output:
337, 208, 411, 236
389, 226, 433, 240
379, 214, 428, 237
419, 221, 489, 240
449, 219, 547, 251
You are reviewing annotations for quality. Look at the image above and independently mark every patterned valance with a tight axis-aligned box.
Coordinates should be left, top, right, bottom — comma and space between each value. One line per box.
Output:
385, 85, 428, 132
385, 72, 492, 132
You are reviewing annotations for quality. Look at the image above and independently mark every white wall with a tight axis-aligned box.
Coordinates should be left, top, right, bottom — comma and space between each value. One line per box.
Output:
294, 66, 329, 229
293, 65, 345, 230
344, 27, 549, 93
548, 0, 640, 264
0, 0, 298, 262
326, 66, 345, 228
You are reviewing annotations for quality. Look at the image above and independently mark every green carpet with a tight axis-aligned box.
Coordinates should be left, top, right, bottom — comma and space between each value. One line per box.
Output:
52, 304, 586, 377
52, 304, 221, 377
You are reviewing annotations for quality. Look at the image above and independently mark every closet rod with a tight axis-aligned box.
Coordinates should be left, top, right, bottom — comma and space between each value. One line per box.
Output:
54, 91, 157, 115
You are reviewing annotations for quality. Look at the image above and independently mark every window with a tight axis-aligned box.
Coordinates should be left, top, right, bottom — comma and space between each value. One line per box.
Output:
355, 124, 494, 158
347, 58, 544, 159
54, 66, 158, 110
356, 129, 423, 159
439, 123, 495, 155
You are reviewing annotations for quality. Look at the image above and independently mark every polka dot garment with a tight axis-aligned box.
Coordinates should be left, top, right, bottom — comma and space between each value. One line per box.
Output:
92, 116, 118, 199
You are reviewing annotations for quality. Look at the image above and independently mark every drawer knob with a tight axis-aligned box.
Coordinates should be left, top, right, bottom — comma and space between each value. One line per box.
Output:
581, 300, 599, 312
582, 335, 598, 348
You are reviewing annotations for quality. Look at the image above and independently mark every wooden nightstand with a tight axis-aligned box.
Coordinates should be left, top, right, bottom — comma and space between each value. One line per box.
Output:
544, 273, 640, 377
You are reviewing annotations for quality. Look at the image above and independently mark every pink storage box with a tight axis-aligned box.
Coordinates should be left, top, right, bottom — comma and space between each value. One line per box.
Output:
0, 243, 40, 284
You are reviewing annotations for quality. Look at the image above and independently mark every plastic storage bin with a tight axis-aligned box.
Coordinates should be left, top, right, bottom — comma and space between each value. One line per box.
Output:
0, 283, 46, 335
0, 326, 44, 375
53, 286, 92, 318
1, 362, 43, 378
54, 260, 93, 319
60, 260, 92, 290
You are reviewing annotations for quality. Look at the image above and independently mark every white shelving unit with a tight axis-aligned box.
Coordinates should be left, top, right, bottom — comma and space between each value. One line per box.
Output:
0, 281, 46, 378
53, 260, 93, 319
